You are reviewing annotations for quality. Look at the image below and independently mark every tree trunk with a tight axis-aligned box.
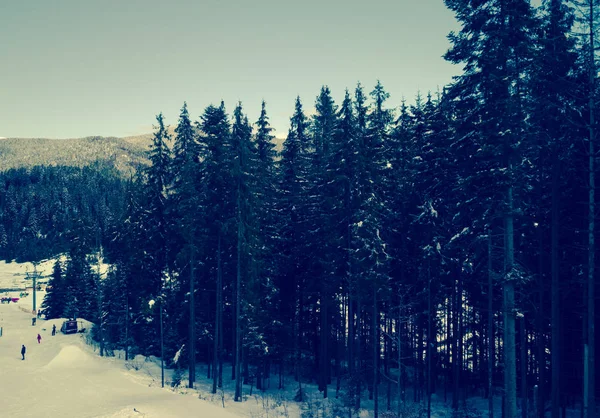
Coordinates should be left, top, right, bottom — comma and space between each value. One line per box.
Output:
445, 296, 450, 403
188, 242, 195, 388
427, 264, 432, 418
218, 232, 224, 389
320, 284, 329, 398
385, 313, 391, 411
504, 182, 517, 418
125, 298, 129, 361
488, 231, 494, 418
349, 290, 355, 383
537, 219, 545, 418
584, 3, 596, 417
373, 285, 379, 418
243, 347, 249, 384
552, 148, 560, 418
279, 358, 284, 390
453, 275, 462, 410
212, 230, 222, 394
296, 270, 304, 401
235, 200, 243, 401
521, 316, 527, 418
336, 298, 343, 397
356, 295, 362, 410
397, 310, 402, 418
232, 314, 237, 380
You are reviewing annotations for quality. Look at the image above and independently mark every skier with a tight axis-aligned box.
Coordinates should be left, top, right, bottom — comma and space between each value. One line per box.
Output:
21, 344, 26, 360
52, 324, 56, 336
37, 333, 41, 344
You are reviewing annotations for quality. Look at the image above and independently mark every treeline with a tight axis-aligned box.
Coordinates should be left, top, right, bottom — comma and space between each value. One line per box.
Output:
34, 1, 600, 417
0, 162, 127, 262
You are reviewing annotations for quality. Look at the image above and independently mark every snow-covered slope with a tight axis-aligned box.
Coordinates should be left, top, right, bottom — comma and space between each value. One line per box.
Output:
0, 299, 240, 418
0, 135, 151, 174
0, 259, 56, 291
0, 259, 242, 418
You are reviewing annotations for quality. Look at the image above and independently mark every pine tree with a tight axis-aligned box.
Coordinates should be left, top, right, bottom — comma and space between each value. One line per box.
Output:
444, 1, 538, 416
276, 96, 312, 400
144, 113, 173, 285
41, 259, 66, 319
101, 263, 128, 354
250, 101, 281, 390
230, 102, 257, 401
63, 244, 94, 321
172, 102, 197, 176
578, 3, 599, 417
362, 81, 393, 418
309, 86, 339, 398
197, 102, 233, 394
334, 89, 364, 411
171, 102, 202, 387
0, 224, 8, 259
530, 2, 576, 416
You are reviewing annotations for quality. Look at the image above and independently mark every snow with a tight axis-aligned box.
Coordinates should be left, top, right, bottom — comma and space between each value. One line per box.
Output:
0, 254, 110, 291
0, 259, 57, 290
43, 345, 96, 370
0, 301, 242, 418
0, 261, 242, 418
449, 227, 469, 243
172, 344, 184, 364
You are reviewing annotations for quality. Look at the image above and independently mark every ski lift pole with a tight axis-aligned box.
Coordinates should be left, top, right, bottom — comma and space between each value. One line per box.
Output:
160, 297, 164, 388
32, 269, 37, 313
27, 265, 40, 314
32, 263, 41, 314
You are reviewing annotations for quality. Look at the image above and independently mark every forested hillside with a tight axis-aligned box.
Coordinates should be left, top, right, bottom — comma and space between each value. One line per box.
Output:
0, 163, 127, 262
9, 1, 600, 418
0, 134, 153, 174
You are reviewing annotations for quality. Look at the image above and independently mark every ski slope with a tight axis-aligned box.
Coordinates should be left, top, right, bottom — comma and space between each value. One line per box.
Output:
0, 261, 240, 418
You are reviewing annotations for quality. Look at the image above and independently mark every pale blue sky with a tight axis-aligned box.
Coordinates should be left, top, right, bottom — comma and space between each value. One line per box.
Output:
0, 0, 460, 139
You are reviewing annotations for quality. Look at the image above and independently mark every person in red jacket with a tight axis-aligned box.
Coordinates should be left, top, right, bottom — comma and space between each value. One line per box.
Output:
37, 333, 41, 344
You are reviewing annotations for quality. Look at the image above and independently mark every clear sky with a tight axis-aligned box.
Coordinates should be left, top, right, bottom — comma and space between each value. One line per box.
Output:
0, 0, 460, 139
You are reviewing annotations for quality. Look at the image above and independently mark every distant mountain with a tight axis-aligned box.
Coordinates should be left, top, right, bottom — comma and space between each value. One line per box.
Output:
0, 129, 285, 174
0, 134, 159, 174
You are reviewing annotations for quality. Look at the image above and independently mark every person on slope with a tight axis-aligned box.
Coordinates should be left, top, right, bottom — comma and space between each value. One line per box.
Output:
37, 333, 41, 344
21, 344, 26, 360
52, 324, 56, 336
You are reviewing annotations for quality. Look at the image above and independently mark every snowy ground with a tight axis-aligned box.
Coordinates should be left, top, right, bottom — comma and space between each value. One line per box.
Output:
0, 259, 242, 418
0, 296, 243, 418
0, 259, 378, 418
0, 258, 56, 290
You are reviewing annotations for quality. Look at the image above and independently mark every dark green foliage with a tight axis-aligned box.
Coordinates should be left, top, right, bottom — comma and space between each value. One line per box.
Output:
41, 259, 66, 319
276, 96, 313, 372
100, 264, 128, 350
0, 163, 126, 262
144, 113, 173, 275
62, 245, 97, 321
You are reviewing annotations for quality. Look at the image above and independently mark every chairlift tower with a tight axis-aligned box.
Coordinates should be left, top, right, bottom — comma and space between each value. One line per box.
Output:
26, 264, 41, 313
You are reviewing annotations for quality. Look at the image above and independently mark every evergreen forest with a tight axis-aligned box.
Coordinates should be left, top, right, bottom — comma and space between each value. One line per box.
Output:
3, 1, 599, 417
